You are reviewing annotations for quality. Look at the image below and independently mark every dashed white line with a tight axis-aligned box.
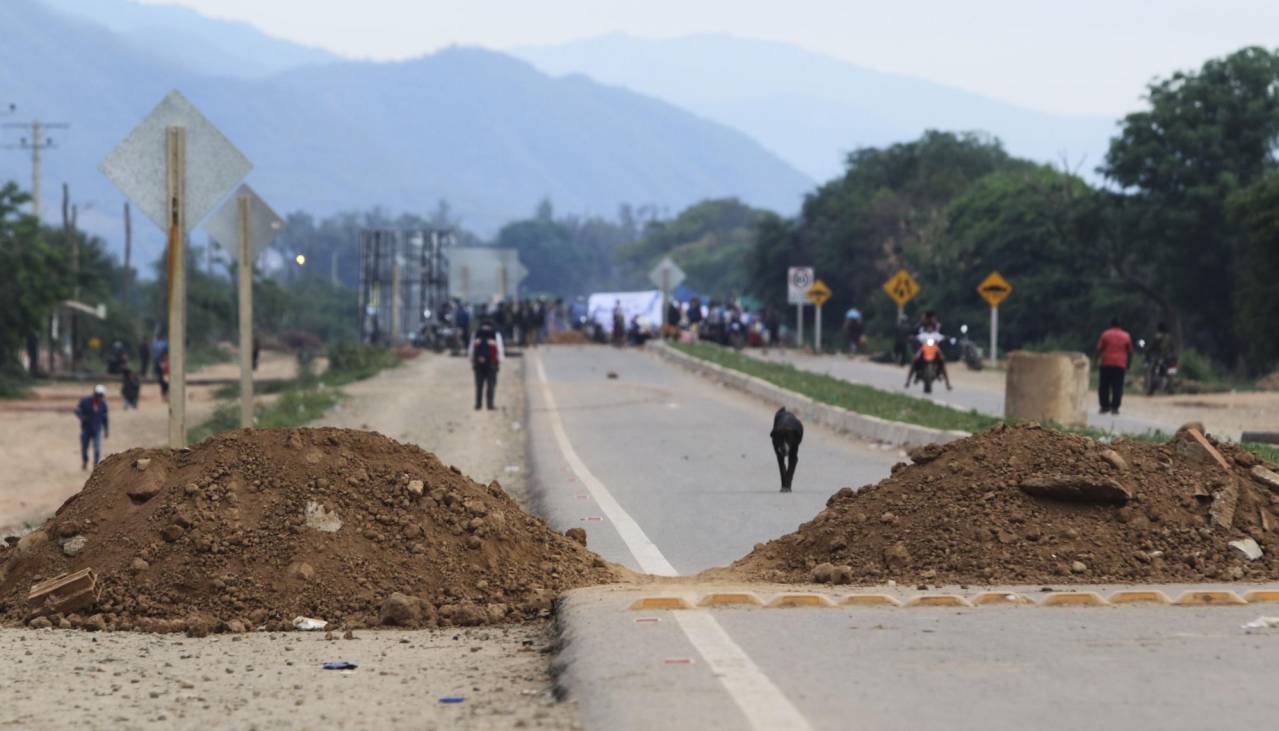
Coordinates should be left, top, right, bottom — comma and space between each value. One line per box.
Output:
532, 352, 814, 731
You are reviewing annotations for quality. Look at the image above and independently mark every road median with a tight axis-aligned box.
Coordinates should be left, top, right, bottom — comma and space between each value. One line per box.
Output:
650, 340, 977, 448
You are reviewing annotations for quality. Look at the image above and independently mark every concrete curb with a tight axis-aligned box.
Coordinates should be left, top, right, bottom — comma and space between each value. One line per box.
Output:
649, 341, 970, 449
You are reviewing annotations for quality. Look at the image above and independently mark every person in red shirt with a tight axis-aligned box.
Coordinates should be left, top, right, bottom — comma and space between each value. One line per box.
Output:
1096, 318, 1134, 415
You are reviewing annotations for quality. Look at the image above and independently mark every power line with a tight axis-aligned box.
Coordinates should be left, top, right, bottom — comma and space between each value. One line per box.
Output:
3, 119, 70, 220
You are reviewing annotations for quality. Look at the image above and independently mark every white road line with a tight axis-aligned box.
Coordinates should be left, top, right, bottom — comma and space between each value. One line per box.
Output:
531, 352, 814, 731
532, 354, 676, 577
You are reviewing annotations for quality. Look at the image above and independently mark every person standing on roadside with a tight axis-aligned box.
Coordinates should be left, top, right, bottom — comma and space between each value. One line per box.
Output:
1096, 317, 1133, 415
469, 318, 505, 411
75, 384, 110, 470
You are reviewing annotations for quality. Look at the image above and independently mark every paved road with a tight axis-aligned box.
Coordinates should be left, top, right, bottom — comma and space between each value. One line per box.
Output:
527, 346, 1279, 730
755, 349, 1174, 437
559, 584, 1279, 731
526, 346, 902, 574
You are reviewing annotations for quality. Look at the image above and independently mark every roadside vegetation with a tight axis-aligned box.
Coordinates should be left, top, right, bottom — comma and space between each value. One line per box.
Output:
670, 340, 1000, 433
189, 343, 400, 444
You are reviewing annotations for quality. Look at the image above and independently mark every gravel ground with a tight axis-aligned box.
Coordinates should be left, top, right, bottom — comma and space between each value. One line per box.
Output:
0, 624, 576, 730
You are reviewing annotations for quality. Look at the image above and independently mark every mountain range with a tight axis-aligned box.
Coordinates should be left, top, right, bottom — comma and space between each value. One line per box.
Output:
515, 33, 1118, 181
1, 0, 811, 265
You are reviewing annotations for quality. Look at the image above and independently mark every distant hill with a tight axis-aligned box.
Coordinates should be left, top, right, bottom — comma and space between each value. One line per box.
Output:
515, 33, 1117, 181
40, 0, 340, 78
0, 0, 811, 266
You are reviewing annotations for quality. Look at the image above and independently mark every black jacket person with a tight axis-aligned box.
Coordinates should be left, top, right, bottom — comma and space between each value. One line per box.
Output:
468, 320, 505, 410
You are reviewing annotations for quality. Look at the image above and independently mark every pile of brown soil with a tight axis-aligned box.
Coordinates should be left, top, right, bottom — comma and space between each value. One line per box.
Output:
715, 424, 1279, 586
0, 428, 619, 632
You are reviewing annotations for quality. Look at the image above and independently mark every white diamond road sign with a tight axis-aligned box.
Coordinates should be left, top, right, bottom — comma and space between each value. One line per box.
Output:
202, 184, 284, 261
787, 266, 814, 305
649, 256, 686, 292
99, 90, 252, 233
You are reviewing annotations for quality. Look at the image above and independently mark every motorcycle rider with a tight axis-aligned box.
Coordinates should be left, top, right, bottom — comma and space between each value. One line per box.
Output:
1145, 321, 1174, 393
904, 310, 952, 390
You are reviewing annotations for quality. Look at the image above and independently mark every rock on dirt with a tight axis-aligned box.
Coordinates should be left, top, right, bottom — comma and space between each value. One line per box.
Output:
0, 427, 621, 631
1230, 538, 1264, 561
710, 424, 1279, 585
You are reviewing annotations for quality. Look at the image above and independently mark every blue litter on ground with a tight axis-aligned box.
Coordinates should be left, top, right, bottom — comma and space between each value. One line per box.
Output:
439, 696, 465, 704
322, 661, 358, 670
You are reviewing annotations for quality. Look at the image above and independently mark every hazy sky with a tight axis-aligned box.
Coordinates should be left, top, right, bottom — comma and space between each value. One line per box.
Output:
140, 0, 1279, 117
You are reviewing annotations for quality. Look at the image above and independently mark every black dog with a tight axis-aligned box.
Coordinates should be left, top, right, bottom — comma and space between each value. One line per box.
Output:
770, 407, 804, 492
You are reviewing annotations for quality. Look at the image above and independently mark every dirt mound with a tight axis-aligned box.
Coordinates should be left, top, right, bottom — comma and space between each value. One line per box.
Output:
716, 424, 1279, 586
1257, 371, 1279, 391
0, 428, 619, 631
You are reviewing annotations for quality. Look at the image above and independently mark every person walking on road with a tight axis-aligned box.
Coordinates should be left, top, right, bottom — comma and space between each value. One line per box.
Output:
75, 384, 110, 470
469, 318, 505, 411
121, 367, 141, 409
1096, 317, 1134, 415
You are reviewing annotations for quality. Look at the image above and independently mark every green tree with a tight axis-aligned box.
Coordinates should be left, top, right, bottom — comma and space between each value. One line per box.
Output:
747, 131, 1029, 333
618, 198, 766, 298
0, 182, 66, 382
1103, 46, 1279, 363
1228, 173, 1279, 371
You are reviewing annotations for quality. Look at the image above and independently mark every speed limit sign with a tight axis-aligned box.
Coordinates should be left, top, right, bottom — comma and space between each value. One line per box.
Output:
787, 267, 814, 304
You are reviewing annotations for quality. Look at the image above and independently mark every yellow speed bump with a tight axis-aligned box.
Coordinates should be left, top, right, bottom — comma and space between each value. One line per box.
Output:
840, 594, 904, 608
972, 592, 1035, 606
628, 596, 693, 610
1244, 590, 1279, 603
697, 592, 765, 608
1108, 590, 1172, 605
1039, 592, 1110, 607
906, 594, 974, 608
1173, 590, 1247, 606
766, 593, 837, 608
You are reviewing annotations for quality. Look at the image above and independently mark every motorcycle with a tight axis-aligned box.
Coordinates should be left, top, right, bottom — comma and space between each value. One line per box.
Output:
954, 324, 984, 371
1144, 354, 1178, 395
912, 335, 945, 394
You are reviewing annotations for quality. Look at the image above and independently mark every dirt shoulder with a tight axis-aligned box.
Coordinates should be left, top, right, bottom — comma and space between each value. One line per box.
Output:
0, 352, 298, 536
0, 624, 577, 730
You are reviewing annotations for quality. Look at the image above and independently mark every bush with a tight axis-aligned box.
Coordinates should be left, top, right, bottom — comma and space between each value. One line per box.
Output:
328, 342, 399, 382
1177, 349, 1224, 384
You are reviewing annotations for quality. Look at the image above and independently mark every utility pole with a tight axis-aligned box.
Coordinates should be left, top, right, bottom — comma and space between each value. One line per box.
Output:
3, 119, 69, 220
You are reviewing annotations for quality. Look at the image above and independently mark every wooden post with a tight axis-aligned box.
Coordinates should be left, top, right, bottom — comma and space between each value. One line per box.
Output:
122, 202, 132, 312
165, 126, 187, 448
237, 194, 253, 428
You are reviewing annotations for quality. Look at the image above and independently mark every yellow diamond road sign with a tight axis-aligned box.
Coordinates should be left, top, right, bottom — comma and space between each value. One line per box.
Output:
806, 279, 832, 306
977, 271, 1013, 307
882, 269, 919, 307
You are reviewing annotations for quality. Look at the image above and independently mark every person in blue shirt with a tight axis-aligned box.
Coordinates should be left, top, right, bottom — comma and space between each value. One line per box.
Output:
74, 385, 110, 470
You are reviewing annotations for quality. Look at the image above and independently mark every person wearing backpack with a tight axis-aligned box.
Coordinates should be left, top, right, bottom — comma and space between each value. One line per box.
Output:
469, 318, 505, 411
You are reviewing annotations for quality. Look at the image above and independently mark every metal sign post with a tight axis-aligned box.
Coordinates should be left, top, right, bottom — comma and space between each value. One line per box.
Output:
100, 90, 253, 447
977, 271, 1013, 368
806, 280, 832, 354
649, 257, 686, 338
787, 267, 814, 349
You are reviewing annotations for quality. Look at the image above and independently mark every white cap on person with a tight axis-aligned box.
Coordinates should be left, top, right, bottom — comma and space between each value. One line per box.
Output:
94, 384, 106, 396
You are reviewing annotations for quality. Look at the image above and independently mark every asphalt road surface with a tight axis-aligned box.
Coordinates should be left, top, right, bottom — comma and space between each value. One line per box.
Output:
527, 345, 1279, 731
526, 345, 903, 574
755, 350, 1174, 436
